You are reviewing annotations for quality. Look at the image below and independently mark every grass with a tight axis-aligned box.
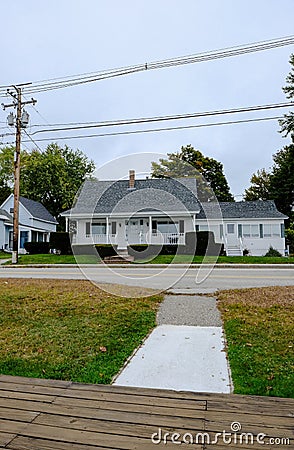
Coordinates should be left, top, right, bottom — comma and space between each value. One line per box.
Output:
141, 255, 294, 264
5, 254, 100, 265
217, 286, 294, 398
7, 253, 294, 265
0, 278, 162, 384
0, 252, 11, 259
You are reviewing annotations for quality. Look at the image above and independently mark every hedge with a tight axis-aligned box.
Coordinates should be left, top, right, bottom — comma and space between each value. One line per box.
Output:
24, 242, 50, 254
185, 231, 223, 256
95, 244, 118, 259
49, 232, 72, 255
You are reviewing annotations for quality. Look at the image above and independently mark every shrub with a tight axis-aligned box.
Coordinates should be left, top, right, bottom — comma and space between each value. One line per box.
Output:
95, 244, 117, 259
24, 242, 50, 254
286, 227, 294, 254
264, 246, 282, 257
50, 232, 72, 255
185, 231, 223, 256
128, 244, 187, 260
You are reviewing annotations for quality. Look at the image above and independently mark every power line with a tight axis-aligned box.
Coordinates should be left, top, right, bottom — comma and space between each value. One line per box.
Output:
22, 129, 43, 152
28, 101, 293, 136
1, 35, 293, 97
18, 115, 282, 144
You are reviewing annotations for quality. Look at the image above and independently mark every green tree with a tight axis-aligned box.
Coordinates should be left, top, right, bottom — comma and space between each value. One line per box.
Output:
0, 143, 95, 225
0, 146, 15, 205
151, 144, 234, 202
279, 53, 294, 137
20, 143, 95, 221
244, 169, 271, 201
269, 144, 294, 218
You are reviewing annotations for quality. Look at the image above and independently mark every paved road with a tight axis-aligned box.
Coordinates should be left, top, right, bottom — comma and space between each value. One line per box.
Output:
0, 265, 293, 292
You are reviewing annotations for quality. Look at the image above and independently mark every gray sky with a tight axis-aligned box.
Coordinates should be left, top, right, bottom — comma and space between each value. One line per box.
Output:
1, 0, 294, 198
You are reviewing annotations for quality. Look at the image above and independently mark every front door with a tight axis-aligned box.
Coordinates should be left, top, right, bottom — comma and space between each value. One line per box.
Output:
226, 223, 237, 245
127, 220, 139, 244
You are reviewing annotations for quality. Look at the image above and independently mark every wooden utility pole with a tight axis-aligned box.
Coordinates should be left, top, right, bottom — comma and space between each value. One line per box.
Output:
12, 87, 22, 264
2, 84, 37, 263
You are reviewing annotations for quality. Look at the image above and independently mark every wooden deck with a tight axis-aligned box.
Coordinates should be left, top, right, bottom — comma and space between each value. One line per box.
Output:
0, 375, 292, 449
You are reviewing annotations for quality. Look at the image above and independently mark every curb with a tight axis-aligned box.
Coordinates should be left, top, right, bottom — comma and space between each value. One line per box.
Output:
1, 263, 294, 269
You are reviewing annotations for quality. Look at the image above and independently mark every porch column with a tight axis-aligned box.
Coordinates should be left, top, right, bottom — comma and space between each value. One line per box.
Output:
193, 214, 196, 231
65, 217, 69, 232
149, 216, 152, 244
106, 216, 109, 244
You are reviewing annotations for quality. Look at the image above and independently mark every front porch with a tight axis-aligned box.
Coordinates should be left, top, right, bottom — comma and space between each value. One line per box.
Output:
70, 216, 193, 248
90, 232, 186, 246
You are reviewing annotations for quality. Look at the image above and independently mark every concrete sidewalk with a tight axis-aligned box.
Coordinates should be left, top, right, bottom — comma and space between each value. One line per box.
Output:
113, 293, 232, 393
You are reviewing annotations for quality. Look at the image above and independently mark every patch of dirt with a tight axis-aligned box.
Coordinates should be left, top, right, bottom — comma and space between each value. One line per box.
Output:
217, 285, 294, 308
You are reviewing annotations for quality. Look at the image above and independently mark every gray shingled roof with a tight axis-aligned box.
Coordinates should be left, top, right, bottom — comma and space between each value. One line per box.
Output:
0, 209, 12, 223
20, 197, 57, 223
67, 178, 200, 215
197, 200, 287, 219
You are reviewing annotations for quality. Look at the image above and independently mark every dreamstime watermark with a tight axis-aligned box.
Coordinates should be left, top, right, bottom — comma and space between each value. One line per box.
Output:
69, 152, 224, 297
151, 422, 291, 446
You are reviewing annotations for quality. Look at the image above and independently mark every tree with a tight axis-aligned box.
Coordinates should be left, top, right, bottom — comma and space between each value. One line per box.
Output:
20, 143, 95, 221
0, 146, 15, 205
269, 143, 294, 218
244, 169, 271, 201
245, 54, 294, 219
151, 144, 234, 202
0, 143, 95, 226
279, 53, 294, 137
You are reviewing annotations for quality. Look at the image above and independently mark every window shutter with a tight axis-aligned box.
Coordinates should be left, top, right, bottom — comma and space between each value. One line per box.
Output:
85, 222, 90, 236
259, 224, 263, 238
280, 223, 285, 238
179, 220, 184, 234
152, 220, 157, 232
219, 224, 223, 238
238, 224, 242, 238
111, 222, 117, 235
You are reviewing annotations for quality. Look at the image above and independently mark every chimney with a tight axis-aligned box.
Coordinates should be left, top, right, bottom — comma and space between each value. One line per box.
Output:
129, 170, 135, 189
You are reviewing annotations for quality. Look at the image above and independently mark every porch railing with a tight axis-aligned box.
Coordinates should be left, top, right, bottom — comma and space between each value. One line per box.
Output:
90, 232, 185, 245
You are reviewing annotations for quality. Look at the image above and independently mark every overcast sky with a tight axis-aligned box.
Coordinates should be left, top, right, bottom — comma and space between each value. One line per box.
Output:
1, 0, 294, 198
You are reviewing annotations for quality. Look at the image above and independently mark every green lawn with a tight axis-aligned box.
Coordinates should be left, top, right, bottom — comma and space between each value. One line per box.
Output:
0, 252, 11, 259
0, 279, 162, 384
7, 253, 294, 265
6, 253, 100, 265
218, 286, 294, 398
141, 254, 294, 264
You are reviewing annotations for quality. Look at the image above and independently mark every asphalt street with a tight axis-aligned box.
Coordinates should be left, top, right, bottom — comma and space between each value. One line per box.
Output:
0, 265, 293, 292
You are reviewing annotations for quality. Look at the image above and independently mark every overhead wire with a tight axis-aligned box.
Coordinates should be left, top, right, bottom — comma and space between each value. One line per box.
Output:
17, 115, 283, 144
0, 35, 293, 97
28, 101, 294, 136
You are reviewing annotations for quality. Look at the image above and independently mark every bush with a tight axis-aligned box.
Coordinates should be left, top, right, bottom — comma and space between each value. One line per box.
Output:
128, 244, 186, 260
24, 242, 50, 254
95, 244, 117, 259
50, 232, 72, 255
185, 231, 223, 256
286, 227, 294, 254
264, 246, 282, 257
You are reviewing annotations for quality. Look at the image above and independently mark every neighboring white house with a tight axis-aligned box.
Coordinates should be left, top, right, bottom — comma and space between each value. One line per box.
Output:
61, 171, 287, 256
0, 195, 58, 253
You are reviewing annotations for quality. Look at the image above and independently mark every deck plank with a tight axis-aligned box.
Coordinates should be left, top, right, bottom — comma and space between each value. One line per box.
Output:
0, 375, 292, 449
0, 432, 16, 448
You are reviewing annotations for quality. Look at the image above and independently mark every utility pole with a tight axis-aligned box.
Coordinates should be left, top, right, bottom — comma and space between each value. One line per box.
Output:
2, 84, 37, 264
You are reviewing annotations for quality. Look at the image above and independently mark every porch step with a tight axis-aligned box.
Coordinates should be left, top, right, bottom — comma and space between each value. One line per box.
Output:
104, 249, 134, 264
226, 246, 243, 257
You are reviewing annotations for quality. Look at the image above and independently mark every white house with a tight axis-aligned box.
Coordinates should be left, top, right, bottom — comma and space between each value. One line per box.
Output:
0, 195, 58, 253
61, 171, 287, 256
